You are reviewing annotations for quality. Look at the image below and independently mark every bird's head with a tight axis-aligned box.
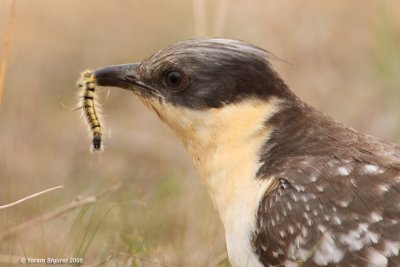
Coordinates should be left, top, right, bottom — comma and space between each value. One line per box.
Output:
93, 38, 297, 156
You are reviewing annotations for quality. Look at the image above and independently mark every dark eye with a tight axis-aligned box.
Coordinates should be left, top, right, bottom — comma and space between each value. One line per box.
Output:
166, 71, 182, 88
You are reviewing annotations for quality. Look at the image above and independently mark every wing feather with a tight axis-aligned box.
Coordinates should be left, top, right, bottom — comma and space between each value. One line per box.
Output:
252, 156, 400, 266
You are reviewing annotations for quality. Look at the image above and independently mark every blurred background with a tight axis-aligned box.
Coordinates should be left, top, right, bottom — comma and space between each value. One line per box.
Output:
0, 0, 399, 266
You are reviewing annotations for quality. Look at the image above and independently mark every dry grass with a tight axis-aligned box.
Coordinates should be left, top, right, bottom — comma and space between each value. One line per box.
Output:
0, 0, 17, 110
0, 185, 63, 210
0, 0, 399, 266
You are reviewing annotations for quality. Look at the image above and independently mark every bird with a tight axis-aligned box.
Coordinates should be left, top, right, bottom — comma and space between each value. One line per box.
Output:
93, 38, 400, 267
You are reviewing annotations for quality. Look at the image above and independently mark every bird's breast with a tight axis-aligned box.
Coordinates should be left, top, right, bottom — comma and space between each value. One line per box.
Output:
141, 95, 284, 266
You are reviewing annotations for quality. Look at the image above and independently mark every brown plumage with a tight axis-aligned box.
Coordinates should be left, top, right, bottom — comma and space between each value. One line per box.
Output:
254, 100, 400, 266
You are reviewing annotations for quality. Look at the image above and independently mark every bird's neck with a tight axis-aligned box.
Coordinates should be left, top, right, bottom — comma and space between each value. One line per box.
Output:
144, 96, 313, 266
145, 97, 282, 222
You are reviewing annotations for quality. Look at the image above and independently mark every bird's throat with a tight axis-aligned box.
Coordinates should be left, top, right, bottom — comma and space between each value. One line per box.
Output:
142, 97, 281, 217
140, 96, 282, 266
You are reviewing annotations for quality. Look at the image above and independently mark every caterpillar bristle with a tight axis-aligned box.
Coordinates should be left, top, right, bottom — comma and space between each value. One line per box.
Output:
78, 69, 103, 151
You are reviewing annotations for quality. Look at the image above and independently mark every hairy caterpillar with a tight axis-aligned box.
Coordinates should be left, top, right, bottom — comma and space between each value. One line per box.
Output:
77, 70, 102, 151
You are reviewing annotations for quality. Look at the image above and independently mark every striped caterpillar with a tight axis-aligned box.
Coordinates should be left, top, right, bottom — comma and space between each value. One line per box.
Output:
77, 70, 102, 151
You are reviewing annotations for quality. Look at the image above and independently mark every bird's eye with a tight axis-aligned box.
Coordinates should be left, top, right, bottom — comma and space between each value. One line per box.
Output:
164, 69, 189, 92
166, 71, 182, 88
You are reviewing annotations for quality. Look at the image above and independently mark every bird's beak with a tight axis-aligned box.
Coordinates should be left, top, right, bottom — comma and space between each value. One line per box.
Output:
93, 63, 140, 90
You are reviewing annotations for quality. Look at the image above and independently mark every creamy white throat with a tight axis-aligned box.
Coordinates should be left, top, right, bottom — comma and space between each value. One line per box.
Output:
142, 96, 281, 267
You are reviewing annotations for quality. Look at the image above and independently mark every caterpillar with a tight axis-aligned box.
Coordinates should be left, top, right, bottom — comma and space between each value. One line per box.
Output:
77, 70, 102, 151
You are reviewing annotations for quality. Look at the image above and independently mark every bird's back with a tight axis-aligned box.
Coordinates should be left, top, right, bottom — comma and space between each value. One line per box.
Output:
253, 103, 400, 266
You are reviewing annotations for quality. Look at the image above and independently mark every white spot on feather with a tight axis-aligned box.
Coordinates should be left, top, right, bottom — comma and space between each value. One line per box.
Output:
377, 184, 390, 194
318, 224, 327, 232
287, 235, 309, 261
269, 200, 273, 208
301, 226, 308, 237
363, 164, 384, 175
313, 232, 344, 265
337, 166, 351, 176
333, 216, 342, 225
287, 245, 310, 263
309, 175, 318, 182
382, 240, 400, 256
340, 223, 380, 251
367, 248, 388, 267
261, 243, 267, 252
272, 248, 284, 258
338, 200, 350, 208
369, 211, 383, 223
259, 217, 265, 228
366, 231, 380, 244
294, 235, 305, 248
280, 230, 287, 238
294, 184, 305, 192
